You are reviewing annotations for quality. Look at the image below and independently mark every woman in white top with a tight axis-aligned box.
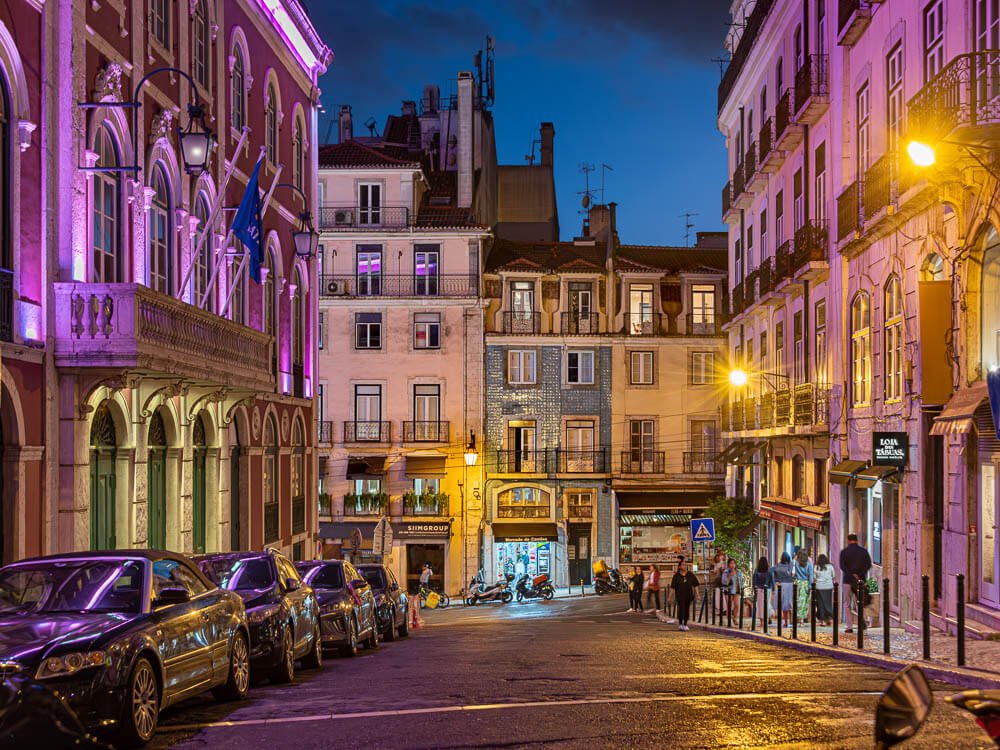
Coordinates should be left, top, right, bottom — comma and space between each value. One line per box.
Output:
813, 554, 836, 626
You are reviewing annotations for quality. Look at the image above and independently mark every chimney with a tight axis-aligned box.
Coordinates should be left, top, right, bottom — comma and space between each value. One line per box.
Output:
588, 204, 610, 240
401, 100, 417, 117
339, 105, 353, 143
422, 84, 440, 113
540, 122, 555, 167
457, 71, 474, 208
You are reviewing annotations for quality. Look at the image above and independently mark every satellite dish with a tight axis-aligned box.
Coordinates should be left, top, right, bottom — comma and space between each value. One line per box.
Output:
582, 194, 591, 208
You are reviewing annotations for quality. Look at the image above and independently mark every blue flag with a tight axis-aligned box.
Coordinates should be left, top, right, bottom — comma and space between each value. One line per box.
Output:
232, 158, 264, 284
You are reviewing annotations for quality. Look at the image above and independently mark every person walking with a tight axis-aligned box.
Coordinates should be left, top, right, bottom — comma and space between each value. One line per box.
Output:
769, 553, 795, 629
643, 564, 662, 613
720, 557, 744, 621
752, 557, 771, 623
627, 566, 644, 613
793, 549, 814, 623
670, 559, 700, 631
838, 533, 872, 634
814, 554, 835, 625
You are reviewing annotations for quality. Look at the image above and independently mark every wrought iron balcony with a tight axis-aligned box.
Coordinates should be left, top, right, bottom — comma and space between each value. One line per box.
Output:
683, 451, 723, 474
756, 257, 774, 296
793, 383, 814, 425
775, 388, 792, 425
717, 0, 775, 112
685, 313, 724, 336
52, 283, 273, 390
814, 385, 831, 424
792, 222, 829, 270
908, 51, 1000, 147
758, 119, 773, 164
501, 311, 541, 334
619, 451, 665, 475
838, 0, 873, 46
264, 503, 279, 543
292, 496, 306, 534
557, 449, 608, 473
623, 312, 663, 336
343, 420, 391, 443
402, 494, 448, 516
774, 90, 802, 150
318, 204, 409, 230
496, 449, 548, 473
744, 142, 757, 183
837, 180, 862, 241
731, 282, 746, 316
561, 311, 600, 335
317, 420, 334, 444
775, 240, 792, 281
758, 391, 775, 428
732, 161, 747, 200
722, 180, 734, 219
794, 54, 829, 123
402, 420, 450, 443
319, 273, 478, 298
863, 153, 893, 220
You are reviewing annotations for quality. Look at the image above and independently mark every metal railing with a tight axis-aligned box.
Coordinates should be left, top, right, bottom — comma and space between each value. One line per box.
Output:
343, 420, 391, 443
775, 240, 792, 280
501, 311, 541, 334
567, 504, 594, 518
722, 181, 733, 215
683, 451, 723, 474
733, 160, 746, 198
318, 205, 409, 230
402, 420, 450, 443
317, 420, 333, 444
863, 154, 893, 220
839, 0, 871, 32
908, 50, 1000, 143
685, 313, 724, 336
793, 222, 829, 269
623, 313, 662, 336
731, 281, 745, 315
837, 180, 862, 241
758, 391, 775, 429
292, 496, 305, 534
775, 90, 792, 140
717, 0, 775, 111
775, 389, 792, 425
557, 449, 608, 473
319, 273, 478, 298
619, 451, 665, 474
264, 503, 279, 543
496, 449, 548, 473
744, 142, 757, 181
795, 54, 829, 113
758, 118, 773, 162
561, 311, 600, 335
793, 383, 814, 425
757, 257, 774, 296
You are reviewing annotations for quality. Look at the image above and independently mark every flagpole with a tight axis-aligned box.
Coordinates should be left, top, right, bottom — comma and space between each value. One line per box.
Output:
219, 251, 248, 318
177, 127, 250, 302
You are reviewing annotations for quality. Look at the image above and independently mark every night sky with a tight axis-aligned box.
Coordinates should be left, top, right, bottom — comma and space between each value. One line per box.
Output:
305, 1, 731, 246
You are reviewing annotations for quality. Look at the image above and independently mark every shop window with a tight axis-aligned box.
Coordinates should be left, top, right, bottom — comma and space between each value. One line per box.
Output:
497, 487, 551, 518
566, 491, 594, 518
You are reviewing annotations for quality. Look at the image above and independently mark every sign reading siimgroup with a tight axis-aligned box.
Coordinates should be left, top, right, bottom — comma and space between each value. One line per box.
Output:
393, 522, 451, 539
873, 431, 908, 468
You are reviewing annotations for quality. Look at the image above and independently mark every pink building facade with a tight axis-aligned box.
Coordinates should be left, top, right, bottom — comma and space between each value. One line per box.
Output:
721, 0, 1000, 629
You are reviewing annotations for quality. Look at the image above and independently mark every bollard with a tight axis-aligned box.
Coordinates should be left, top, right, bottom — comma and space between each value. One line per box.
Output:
711, 585, 716, 624
792, 580, 798, 639
727, 587, 733, 628
922, 575, 931, 660
833, 582, 840, 647
882, 577, 890, 656
763, 586, 770, 634
739, 590, 745, 630
857, 581, 865, 650
777, 585, 783, 638
957, 574, 966, 667
751, 587, 758, 632
581, 578, 584, 597
810, 583, 817, 643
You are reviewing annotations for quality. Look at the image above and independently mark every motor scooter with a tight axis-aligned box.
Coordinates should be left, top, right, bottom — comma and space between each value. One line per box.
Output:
465, 571, 513, 606
515, 573, 555, 602
874, 664, 1000, 748
593, 567, 628, 595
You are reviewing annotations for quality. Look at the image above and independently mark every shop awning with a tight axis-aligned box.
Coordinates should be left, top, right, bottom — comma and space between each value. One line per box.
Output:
616, 492, 714, 512
829, 459, 867, 485
492, 523, 559, 542
404, 455, 447, 477
346, 457, 387, 478
734, 440, 768, 464
758, 497, 830, 531
929, 382, 988, 436
854, 464, 900, 489
319, 522, 377, 542
619, 513, 693, 526
714, 440, 744, 463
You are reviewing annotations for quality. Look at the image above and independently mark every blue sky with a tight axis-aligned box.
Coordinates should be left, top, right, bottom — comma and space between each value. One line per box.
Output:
307, 1, 730, 246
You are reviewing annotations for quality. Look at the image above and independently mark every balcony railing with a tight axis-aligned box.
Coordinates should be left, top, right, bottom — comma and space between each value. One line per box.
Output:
567, 503, 594, 519
722, 181, 733, 216
496, 449, 548, 473
619, 451, 665, 474
733, 161, 746, 198
264, 503, 279, 543
344, 492, 388, 516
758, 391, 775, 428
557, 449, 608, 473
775, 90, 792, 140
685, 313, 724, 336
838, 0, 873, 45
624, 313, 662, 336
837, 181, 862, 241
501, 311, 541, 334
775, 240, 792, 280
718, 0, 776, 111
53, 283, 273, 390
317, 420, 333, 444
792, 222, 829, 269
758, 118, 773, 163
794, 54, 829, 116
744, 142, 757, 182
793, 383, 814, 425
683, 451, 722, 474
403, 493, 448, 516
756, 257, 774, 296
863, 153, 892, 220
815, 385, 831, 424
561, 311, 600, 335
0, 268, 11, 342
319, 273, 478, 298
292, 496, 306, 534
908, 51, 1000, 146
775, 389, 792, 425
318, 204, 409, 230
402, 420, 450, 443
343, 420, 391, 443
318, 493, 331, 517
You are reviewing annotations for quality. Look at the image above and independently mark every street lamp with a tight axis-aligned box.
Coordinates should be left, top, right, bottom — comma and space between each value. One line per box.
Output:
177, 102, 213, 176
906, 137, 1000, 183
728, 367, 789, 390
275, 183, 319, 259
729, 368, 749, 387
906, 140, 937, 168
464, 431, 479, 466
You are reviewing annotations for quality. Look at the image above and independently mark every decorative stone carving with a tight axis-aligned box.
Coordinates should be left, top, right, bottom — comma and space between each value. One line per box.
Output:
252, 406, 261, 440
17, 121, 35, 152
281, 411, 290, 443
149, 108, 174, 145
93, 62, 124, 101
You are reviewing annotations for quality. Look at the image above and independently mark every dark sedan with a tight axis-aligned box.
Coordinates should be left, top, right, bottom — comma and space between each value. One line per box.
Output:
0, 551, 251, 747
295, 560, 379, 656
356, 563, 409, 641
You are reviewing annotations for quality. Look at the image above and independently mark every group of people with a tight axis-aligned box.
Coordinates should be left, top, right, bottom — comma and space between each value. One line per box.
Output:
626, 559, 701, 631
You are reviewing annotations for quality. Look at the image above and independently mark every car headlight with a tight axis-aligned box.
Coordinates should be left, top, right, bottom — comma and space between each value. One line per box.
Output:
36, 651, 106, 679
247, 605, 281, 625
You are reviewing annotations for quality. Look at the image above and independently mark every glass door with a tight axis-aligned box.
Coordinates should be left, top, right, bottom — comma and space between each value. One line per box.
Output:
413, 384, 440, 441
358, 183, 382, 225
414, 247, 439, 296
628, 285, 653, 335
355, 385, 382, 441
981, 463, 999, 606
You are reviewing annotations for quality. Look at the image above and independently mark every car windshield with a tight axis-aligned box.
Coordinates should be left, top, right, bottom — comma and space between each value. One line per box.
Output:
360, 567, 387, 589
199, 557, 275, 591
0, 559, 145, 614
307, 564, 344, 590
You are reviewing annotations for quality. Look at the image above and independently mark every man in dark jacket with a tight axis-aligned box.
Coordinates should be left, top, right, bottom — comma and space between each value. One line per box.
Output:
838, 533, 872, 633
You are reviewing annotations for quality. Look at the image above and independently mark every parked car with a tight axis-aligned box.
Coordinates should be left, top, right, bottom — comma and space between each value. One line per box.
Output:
356, 563, 409, 641
195, 549, 321, 684
0, 551, 251, 747
295, 560, 379, 656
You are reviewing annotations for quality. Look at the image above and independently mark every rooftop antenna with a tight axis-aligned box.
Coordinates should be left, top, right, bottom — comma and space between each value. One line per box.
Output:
680, 211, 700, 247
364, 117, 379, 138
323, 118, 336, 145
476, 35, 496, 108
599, 163, 613, 204
577, 163, 596, 211
711, 54, 731, 77
525, 135, 541, 165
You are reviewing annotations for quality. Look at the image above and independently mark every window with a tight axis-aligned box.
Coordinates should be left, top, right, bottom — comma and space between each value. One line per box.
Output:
816, 0, 827, 54
353, 478, 381, 496
792, 455, 805, 501
629, 284, 654, 334
292, 269, 304, 367
566, 351, 595, 384
984, 228, 1000, 373
356, 246, 382, 295
569, 282, 593, 332
149, 166, 172, 294
886, 43, 905, 152
564, 420, 596, 471
857, 82, 871, 176
760, 331, 768, 373
150, 0, 170, 49
851, 292, 872, 405
263, 416, 277, 541
93, 126, 120, 283
815, 299, 827, 385
814, 142, 826, 226
566, 490, 594, 518
793, 168, 804, 230
355, 312, 382, 349
776, 57, 783, 92
358, 183, 381, 225
774, 455, 784, 496
628, 419, 655, 471
318, 312, 325, 350
794, 25, 803, 69
690, 351, 715, 385
193, 194, 213, 309
265, 84, 278, 165
814, 458, 827, 506
746, 223, 754, 270
192, 0, 209, 89
884, 277, 904, 401
354, 385, 382, 440
690, 419, 717, 462
292, 117, 304, 192
230, 247, 246, 325
924, 1, 945, 82
263, 249, 276, 337
511, 280, 534, 316
497, 487, 550, 519
793, 311, 804, 384
691, 284, 716, 332
507, 421, 538, 471
775, 190, 784, 243
414, 313, 441, 349
413, 385, 440, 438
759, 208, 768, 259
630, 351, 654, 385
922, 252, 945, 281
508, 350, 536, 385
291, 420, 304, 531
775, 320, 785, 380
231, 46, 245, 132
734, 238, 742, 285
412, 477, 440, 495
415, 245, 439, 295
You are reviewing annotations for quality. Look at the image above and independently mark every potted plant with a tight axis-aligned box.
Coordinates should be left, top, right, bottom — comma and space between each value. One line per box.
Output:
318, 492, 332, 516
402, 490, 418, 511
374, 492, 390, 514
433, 492, 450, 513
344, 491, 359, 513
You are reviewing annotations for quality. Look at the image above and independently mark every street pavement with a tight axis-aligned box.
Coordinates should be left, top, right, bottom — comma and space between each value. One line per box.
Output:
149, 594, 990, 749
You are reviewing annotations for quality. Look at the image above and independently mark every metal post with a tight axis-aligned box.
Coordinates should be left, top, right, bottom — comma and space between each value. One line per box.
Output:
857, 581, 865, 650
832, 582, 839, 647
763, 586, 769, 634
726, 586, 733, 627
776, 585, 783, 638
711, 585, 716, 624
957, 574, 966, 667
810, 583, 817, 642
882, 577, 890, 656
922, 575, 931, 660
580, 578, 584, 597
751, 587, 758, 632
739, 590, 745, 630
792, 581, 798, 640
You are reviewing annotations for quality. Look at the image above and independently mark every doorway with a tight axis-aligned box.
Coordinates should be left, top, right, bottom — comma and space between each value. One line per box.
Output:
192, 413, 207, 554
981, 463, 999, 607
568, 525, 591, 585
406, 543, 445, 594
90, 403, 117, 550
147, 411, 167, 549
230, 423, 242, 551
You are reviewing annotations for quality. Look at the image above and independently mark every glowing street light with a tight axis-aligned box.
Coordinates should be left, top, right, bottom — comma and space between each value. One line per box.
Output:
907, 140, 937, 168
728, 368, 749, 387
464, 431, 479, 467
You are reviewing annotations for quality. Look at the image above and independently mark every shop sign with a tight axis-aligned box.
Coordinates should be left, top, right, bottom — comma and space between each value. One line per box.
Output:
873, 432, 908, 467
393, 522, 451, 539
499, 536, 553, 543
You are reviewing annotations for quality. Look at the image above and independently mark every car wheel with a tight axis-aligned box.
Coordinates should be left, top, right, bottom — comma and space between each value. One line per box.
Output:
384, 607, 397, 642
365, 617, 380, 650
213, 630, 251, 701
397, 606, 409, 638
117, 656, 159, 748
271, 626, 295, 684
301, 622, 323, 670
340, 617, 359, 657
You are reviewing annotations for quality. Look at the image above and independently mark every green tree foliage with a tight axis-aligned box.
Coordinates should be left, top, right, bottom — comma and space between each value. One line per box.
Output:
705, 495, 756, 578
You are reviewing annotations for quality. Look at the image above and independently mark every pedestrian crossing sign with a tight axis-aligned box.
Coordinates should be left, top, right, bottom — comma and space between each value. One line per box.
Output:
690, 518, 716, 543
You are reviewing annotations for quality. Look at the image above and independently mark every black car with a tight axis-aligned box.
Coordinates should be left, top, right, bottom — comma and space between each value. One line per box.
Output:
295, 560, 379, 656
356, 563, 409, 641
195, 550, 321, 683
0, 551, 251, 747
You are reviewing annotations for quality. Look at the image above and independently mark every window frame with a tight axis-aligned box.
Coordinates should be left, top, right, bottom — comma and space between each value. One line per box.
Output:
413, 312, 441, 349
192, 0, 210, 90
566, 350, 595, 385
923, 1, 945, 83
148, 165, 172, 294
507, 349, 537, 385
630, 350, 654, 385
231, 45, 246, 133
689, 351, 715, 386
265, 83, 279, 166
851, 291, 872, 406
884, 276, 904, 403
92, 125, 121, 283
355, 312, 382, 350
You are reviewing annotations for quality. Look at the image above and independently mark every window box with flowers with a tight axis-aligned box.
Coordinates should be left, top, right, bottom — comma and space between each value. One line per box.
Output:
344, 491, 389, 515
403, 490, 449, 515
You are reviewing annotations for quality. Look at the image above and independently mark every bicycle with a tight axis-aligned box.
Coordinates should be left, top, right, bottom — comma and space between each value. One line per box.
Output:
418, 584, 450, 609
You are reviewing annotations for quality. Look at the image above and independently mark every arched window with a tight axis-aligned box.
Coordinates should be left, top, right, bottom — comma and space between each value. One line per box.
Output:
149, 165, 172, 294
151, 0, 170, 49
192, 412, 207, 553
193, 192, 214, 310
850, 292, 871, 406
292, 115, 304, 191
147, 410, 167, 549
263, 415, 278, 542
292, 267, 304, 366
292, 418, 304, 534
231, 46, 245, 132
263, 247, 276, 337
192, 0, 210, 90
265, 83, 278, 165
93, 125, 121, 282
884, 276, 904, 402
921, 252, 945, 281
230, 242, 246, 325
982, 227, 1000, 373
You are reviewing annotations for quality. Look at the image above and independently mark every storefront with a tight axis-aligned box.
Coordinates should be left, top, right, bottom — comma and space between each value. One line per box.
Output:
395, 521, 451, 594
758, 497, 830, 562
615, 492, 714, 571
492, 523, 559, 583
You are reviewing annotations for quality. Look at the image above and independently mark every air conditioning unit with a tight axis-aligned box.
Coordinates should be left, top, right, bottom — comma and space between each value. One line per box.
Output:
334, 210, 354, 226
326, 279, 349, 296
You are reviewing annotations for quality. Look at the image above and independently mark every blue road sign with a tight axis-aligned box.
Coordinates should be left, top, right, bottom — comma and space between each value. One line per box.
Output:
691, 517, 716, 543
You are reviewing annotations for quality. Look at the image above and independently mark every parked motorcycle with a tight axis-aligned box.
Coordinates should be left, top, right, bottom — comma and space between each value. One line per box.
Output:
465, 571, 513, 605
874, 664, 1000, 748
593, 567, 628, 595
515, 573, 555, 602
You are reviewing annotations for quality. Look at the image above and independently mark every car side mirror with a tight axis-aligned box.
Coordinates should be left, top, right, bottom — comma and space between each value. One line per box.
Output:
351, 579, 367, 590
284, 577, 300, 592
875, 664, 932, 748
154, 587, 191, 607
